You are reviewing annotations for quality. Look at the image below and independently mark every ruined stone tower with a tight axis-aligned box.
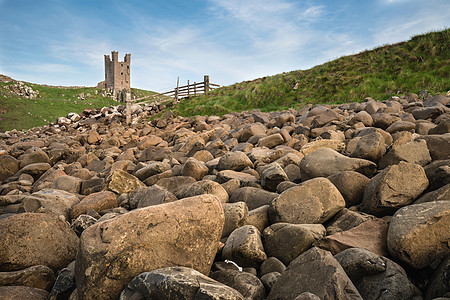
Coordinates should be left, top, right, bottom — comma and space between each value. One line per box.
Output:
100, 51, 131, 93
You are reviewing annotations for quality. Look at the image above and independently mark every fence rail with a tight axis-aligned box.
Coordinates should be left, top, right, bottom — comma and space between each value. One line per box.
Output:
133, 75, 219, 106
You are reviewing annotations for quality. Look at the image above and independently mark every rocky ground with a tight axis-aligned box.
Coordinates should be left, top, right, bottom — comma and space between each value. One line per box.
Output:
0, 93, 449, 300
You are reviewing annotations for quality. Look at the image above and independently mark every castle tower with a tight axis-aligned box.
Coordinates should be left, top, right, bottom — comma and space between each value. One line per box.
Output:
103, 51, 131, 93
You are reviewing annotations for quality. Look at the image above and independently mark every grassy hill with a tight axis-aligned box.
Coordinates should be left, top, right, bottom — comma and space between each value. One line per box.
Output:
174, 29, 450, 117
0, 80, 156, 131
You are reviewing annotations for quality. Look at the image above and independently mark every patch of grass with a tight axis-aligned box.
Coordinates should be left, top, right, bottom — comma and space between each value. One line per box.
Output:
173, 29, 450, 117
0, 83, 124, 131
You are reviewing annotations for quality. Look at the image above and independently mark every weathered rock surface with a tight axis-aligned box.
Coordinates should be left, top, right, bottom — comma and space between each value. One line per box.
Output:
300, 148, 377, 180
222, 225, 267, 268
360, 161, 429, 216
335, 248, 422, 300
0, 213, 79, 272
315, 218, 389, 256
210, 269, 266, 300
75, 195, 224, 299
0, 265, 55, 290
269, 177, 345, 224
70, 190, 117, 220
0, 93, 448, 298
387, 200, 450, 269
267, 247, 362, 300
120, 267, 244, 300
263, 223, 326, 265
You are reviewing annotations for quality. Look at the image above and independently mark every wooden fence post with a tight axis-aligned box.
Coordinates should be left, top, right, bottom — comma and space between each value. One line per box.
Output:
125, 91, 131, 125
204, 75, 210, 97
175, 77, 180, 102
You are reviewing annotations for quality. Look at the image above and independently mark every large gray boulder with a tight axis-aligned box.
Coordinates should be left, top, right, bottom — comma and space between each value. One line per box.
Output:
120, 267, 244, 300
300, 148, 377, 180
360, 162, 429, 216
267, 247, 362, 300
263, 223, 326, 265
222, 225, 267, 268
269, 177, 345, 224
387, 201, 450, 269
75, 195, 224, 300
260, 162, 289, 192
210, 269, 265, 300
335, 248, 422, 300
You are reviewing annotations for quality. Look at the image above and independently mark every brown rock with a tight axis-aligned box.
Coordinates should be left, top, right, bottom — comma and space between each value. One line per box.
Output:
0, 286, 49, 300
267, 247, 362, 300
269, 177, 345, 224
387, 201, 450, 269
75, 195, 224, 300
107, 170, 145, 195
0, 213, 79, 272
180, 157, 209, 180
360, 162, 429, 216
0, 265, 55, 290
315, 218, 389, 256
327, 171, 370, 207
230, 187, 278, 210
379, 139, 432, 169
300, 148, 377, 180
0, 155, 19, 182
70, 191, 117, 220
263, 223, 326, 265
222, 225, 267, 268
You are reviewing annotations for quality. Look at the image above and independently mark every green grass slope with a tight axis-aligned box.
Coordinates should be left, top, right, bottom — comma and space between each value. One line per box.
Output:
0, 80, 156, 131
174, 29, 450, 117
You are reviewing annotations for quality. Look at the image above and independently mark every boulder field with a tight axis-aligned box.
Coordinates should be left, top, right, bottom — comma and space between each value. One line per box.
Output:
0, 93, 449, 299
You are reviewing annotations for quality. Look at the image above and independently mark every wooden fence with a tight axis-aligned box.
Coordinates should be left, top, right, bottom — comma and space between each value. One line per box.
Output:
133, 75, 220, 106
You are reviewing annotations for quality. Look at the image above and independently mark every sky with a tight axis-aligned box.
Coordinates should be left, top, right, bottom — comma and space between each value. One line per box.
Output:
0, 0, 449, 92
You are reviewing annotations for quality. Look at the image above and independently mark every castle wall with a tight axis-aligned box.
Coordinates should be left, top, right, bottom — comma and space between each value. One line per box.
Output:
104, 51, 130, 92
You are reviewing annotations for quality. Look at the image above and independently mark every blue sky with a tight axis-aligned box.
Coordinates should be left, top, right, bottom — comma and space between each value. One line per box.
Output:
0, 0, 449, 92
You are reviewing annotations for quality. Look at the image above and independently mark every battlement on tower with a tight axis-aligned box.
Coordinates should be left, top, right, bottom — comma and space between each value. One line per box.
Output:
99, 51, 131, 94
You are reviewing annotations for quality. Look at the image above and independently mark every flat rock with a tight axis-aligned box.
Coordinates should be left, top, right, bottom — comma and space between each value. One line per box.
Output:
315, 218, 389, 256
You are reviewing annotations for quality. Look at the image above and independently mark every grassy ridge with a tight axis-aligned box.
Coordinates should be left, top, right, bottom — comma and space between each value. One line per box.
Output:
0, 82, 156, 131
174, 29, 450, 117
